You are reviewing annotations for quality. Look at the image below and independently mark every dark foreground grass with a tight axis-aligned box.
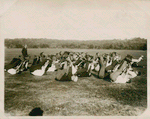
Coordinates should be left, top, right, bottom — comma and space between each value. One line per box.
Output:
4, 49, 147, 116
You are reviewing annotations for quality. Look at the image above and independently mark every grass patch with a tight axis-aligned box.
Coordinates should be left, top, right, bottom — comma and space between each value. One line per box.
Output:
5, 49, 147, 116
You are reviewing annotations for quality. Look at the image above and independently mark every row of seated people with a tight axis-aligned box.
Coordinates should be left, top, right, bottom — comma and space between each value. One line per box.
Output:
5, 51, 143, 83
4, 55, 29, 75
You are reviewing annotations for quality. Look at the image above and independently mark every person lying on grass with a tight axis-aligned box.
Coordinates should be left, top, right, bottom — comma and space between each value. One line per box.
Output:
98, 56, 107, 79
97, 52, 119, 78
55, 52, 92, 81
56, 54, 91, 82
113, 64, 141, 83
32, 53, 46, 66
76, 55, 93, 77
105, 53, 121, 73
109, 54, 143, 83
92, 52, 119, 73
67, 52, 93, 77
31, 54, 60, 73
46, 55, 61, 72
91, 52, 100, 72
5, 55, 22, 72
29, 58, 50, 76
97, 53, 143, 83
131, 55, 144, 67
55, 56, 78, 82
32, 55, 39, 65
5, 55, 29, 75
52, 52, 92, 77
5, 51, 143, 80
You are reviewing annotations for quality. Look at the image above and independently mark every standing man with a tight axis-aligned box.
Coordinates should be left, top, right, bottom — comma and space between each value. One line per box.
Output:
21, 44, 30, 71
22, 44, 28, 60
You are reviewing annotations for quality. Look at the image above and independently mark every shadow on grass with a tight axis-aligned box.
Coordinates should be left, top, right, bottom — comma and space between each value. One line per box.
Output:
55, 78, 72, 82
92, 72, 111, 82
5, 65, 147, 116
105, 82, 147, 107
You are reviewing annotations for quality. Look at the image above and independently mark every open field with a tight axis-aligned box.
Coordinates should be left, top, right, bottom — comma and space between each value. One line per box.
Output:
5, 48, 147, 116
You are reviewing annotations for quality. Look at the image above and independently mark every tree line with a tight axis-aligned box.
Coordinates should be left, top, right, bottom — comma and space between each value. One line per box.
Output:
5, 37, 147, 50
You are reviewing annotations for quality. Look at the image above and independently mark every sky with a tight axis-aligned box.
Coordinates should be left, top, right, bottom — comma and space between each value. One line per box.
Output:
0, 0, 150, 40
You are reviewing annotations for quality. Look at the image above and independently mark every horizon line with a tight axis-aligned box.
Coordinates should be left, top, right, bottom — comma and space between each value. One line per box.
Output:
4, 37, 147, 41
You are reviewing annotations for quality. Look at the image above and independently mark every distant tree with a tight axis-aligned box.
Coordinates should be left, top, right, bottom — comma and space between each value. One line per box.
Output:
142, 43, 147, 50
4, 37, 147, 50
15, 44, 23, 48
39, 44, 49, 48
88, 44, 94, 49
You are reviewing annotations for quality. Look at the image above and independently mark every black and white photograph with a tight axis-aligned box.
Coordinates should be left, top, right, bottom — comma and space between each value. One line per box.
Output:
0, 0, 149, 117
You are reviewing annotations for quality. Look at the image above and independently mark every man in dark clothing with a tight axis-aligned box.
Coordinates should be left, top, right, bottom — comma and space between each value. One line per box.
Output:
22, 44, 28, 60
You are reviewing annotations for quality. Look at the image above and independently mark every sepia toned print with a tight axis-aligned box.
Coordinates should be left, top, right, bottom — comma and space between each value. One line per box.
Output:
1, 0, 149, 117
4, 39, 147, 116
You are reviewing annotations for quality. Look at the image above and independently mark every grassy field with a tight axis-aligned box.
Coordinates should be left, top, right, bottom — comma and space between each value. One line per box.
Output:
4, 48, 147, 116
